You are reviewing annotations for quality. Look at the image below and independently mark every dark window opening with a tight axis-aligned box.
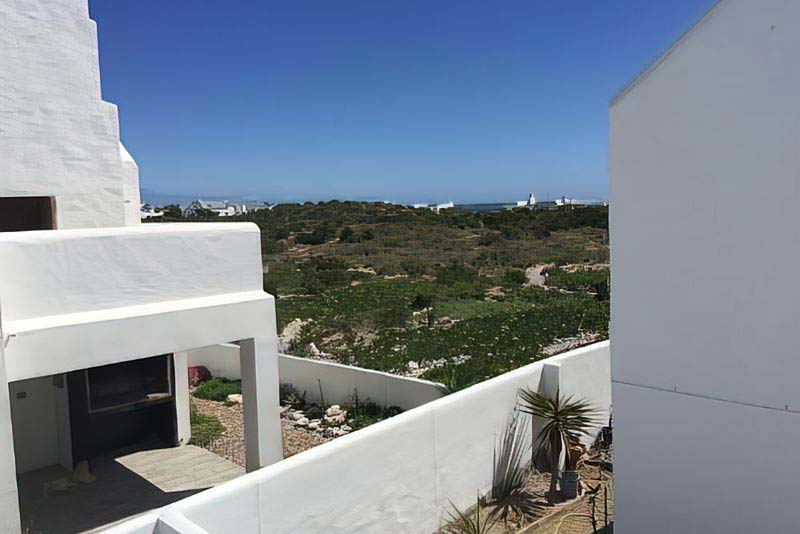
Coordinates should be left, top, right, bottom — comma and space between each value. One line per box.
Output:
0, 196, 55, 232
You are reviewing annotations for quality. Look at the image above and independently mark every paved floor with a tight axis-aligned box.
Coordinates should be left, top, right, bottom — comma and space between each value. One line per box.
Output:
18, 445, 244, 534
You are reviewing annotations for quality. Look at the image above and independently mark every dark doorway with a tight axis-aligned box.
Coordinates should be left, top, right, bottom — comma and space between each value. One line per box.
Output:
0, 196, 55, 232
67, 355, 178, 465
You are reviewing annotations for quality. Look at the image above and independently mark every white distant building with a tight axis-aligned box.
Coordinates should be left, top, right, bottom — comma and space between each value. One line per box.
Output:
0, 2, 282, 531
140, 204, 164, 220
412, 201, 454, 214
611, 1, 800, 532
183, 199, 237, 218
516, 193, 537, 208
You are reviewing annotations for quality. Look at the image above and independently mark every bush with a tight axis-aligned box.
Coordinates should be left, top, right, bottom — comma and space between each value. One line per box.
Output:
503, 269, 528, 286
435, 261, 479, 286
193, 379, 242, 402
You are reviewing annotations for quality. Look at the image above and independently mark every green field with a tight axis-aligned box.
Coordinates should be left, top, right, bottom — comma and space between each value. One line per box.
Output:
169, 201, 610, 391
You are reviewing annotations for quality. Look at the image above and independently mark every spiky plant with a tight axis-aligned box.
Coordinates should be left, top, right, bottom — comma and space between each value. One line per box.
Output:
441, 497, 499, 534
490, 411, 538, 526
517, 389, 599, 504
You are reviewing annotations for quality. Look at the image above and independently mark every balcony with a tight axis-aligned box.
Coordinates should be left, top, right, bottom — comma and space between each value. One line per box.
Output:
0, 223, 276, 382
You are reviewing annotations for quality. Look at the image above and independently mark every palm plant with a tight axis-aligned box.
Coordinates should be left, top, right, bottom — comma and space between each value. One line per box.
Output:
440, 496, 499, 534
490, 411, 538, 526
517, 389, 599, 504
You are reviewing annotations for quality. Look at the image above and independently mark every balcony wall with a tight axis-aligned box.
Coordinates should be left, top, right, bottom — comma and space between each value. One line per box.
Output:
103, 342, 611, 534
0, 223, 275, 381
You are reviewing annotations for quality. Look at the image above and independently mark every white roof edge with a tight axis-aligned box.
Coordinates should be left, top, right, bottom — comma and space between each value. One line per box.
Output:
611, 0, 726, 107
0, 222, 261, 242
5, 291, 271, 334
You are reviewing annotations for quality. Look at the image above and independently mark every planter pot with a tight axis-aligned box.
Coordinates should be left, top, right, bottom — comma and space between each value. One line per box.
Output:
561, 470, 580, 499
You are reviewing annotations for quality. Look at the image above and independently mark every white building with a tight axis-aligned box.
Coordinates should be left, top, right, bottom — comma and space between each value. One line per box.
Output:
0, 2, 282, 532
183, 199, 238, 218
611, 0, 800, 531
140, 204, 164, 220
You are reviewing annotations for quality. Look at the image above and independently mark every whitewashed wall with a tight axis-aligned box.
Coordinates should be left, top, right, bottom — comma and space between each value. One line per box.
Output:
0, 223, 263, 324
0, 0, 140, 229
106, 342, 610, 534
611, 0, 800, 531
0, 223, 273, 382
187, 346, 444, 410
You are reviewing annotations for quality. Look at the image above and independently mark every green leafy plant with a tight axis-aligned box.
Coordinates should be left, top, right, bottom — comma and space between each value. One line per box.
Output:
517, 389, 599, 504
193, 379, 242, 402
441, 497, 498, 534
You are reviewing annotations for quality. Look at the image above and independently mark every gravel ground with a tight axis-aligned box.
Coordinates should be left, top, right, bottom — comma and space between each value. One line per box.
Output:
192, 397, 332, 467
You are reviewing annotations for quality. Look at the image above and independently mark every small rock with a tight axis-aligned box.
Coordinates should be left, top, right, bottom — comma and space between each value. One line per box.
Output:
295, 417, 309, 427
290, 411, 305, 421
226, 394, 243, 404
326, 405, 342, 417
308, 421, 320, 431
341, 425, 352, 432
324, 414, 346, 426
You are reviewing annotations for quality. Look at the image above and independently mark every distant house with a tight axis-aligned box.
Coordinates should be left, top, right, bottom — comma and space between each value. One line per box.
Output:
515, 193, 537, 209
183, 199, 237, 218
412, 201, 454, 214
183, 199, 269, 218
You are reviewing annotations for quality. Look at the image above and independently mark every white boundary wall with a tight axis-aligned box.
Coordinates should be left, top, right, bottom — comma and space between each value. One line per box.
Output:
187, 346, 445, 410
106, 342, 610, 534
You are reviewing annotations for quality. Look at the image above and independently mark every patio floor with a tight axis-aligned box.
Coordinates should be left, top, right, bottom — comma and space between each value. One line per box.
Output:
17, 444, 244, 534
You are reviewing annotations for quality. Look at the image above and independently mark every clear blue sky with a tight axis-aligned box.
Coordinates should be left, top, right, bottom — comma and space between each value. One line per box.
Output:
90, 0, 715, 204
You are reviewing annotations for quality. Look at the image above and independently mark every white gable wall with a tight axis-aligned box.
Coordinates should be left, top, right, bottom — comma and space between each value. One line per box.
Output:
611, 0, 800, 531
0, 0, 140, 229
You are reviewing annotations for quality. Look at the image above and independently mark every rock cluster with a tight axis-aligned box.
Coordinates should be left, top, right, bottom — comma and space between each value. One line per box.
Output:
282, 403, 353, 438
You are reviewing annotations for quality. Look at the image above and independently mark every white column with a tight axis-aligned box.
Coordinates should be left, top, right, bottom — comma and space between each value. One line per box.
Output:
0, 327, 21, 533
174, 352, 191, 446
239, 336, 283, 472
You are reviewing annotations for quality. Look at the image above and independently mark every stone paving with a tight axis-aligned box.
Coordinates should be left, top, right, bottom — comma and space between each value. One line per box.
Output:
17, 445, 243, 534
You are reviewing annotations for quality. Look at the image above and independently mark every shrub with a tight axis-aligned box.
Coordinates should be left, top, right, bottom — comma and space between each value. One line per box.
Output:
193, 379, 242, 402
503, 269, 528, 286
435, 261, 479, 286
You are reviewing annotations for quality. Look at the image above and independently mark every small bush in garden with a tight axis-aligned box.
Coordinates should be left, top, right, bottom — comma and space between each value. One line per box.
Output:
279, 382, 308, 409
193, 379, 242, 402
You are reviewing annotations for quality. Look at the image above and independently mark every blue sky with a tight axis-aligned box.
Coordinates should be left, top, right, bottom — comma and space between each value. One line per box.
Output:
90, 0, 715, 204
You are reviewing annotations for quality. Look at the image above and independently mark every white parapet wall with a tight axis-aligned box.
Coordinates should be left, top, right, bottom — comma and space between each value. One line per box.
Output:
0, 223, 271, 382
187, 345, 444, 411
105, 341, 610, 534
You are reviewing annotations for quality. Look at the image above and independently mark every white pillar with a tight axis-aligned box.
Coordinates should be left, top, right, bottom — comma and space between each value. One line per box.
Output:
239, 336, 283, 472
174, 352, 191, 446
0, 328, 21, 533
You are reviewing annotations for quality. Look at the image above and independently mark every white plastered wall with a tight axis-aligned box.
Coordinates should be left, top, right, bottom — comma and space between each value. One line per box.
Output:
187, 345, 445, 410
0, 0, 140, 229
104, 342, 610, 534
610, 0, 800, 531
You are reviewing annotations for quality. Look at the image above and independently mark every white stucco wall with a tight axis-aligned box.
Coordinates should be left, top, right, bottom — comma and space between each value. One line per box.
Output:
8, 376, 72, 474
187, 345, 445, 410
611, 0, 800, 531
105, 342, 610, 534
0, 223, 263, 324
0, 223, 271, 383
0, 0, 139, 229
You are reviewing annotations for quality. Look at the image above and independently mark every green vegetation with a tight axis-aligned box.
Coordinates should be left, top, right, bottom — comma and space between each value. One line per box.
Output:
193, 379, 242, 402
173, 201, 610, 390
188, 403, 225, 445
